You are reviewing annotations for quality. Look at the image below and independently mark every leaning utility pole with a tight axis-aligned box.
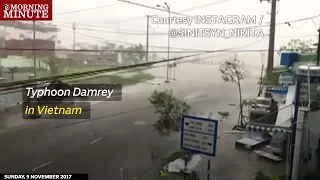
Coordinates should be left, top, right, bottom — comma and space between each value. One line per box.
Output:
316, 24, 320, 65
257, 52, 265, 97
33, 20, 37, 78
72, 22, 76, 50
146, 16, 150, 62
261, 0, 278, 77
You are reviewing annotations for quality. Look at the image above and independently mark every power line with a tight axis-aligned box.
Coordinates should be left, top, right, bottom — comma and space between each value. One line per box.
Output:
0, 41, 269, 89
0, 51, 260, 96
57, 23, 318, 38
54, 3, 118, 16
0, 36, 267, 53
54, 14, 320, 37
1, 48, 276, 54
53, 0, 152, 17
0, 53, 208, 88
286, 20, 310, 30
58, 27, 215, 51
179, 0, 233, 13
117, 0, 188, 16
57, 24, 166, 35
66, 0, 232, 25
54, 21, 150, 33
0, 52, 231, 95
241, 14, 320, 29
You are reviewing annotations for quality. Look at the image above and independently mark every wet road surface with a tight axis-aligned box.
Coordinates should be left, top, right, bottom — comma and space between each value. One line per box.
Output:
0, 63, 283, 180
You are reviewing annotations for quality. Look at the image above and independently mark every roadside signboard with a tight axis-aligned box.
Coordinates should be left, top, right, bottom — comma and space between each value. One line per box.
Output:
265, 86, 288, 95
180, 115, 218, 156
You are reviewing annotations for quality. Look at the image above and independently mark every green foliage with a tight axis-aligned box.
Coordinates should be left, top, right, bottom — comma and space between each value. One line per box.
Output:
279, 39, 313, 53
46, 57, 60, 75
149, 90, 190, 136
125, 44, 146, 64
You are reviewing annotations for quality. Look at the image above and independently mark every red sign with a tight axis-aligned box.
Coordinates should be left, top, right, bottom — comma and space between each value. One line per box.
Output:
0, 0, 52, 21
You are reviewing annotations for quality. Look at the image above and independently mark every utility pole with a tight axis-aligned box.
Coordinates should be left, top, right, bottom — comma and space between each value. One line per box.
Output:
72, 22, 76, 50
261, 0, 278, 77
156, 2, 170, 83
33, 20, 37, 78
146, 16, 150, 62
316, 24, 320, 65
166, 4, 171, 83
258, 52, 265, 97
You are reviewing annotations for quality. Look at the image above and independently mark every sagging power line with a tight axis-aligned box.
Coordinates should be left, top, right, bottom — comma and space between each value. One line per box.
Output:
0, 40, 268, 89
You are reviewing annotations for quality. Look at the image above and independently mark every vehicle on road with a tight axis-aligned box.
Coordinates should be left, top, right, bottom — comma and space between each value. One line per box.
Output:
249, 96, 278, 123
250, 97, 272, 114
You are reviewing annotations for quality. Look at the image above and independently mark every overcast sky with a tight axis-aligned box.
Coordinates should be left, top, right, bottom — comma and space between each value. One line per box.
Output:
51, 0, 319, 55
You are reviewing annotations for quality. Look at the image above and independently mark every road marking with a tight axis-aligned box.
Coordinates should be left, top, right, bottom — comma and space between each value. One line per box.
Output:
89, 137, 103, 144
120, 168, 123, 180
32, 161, 51, 171
90, 101, 103, 105
134, 121, 146, 125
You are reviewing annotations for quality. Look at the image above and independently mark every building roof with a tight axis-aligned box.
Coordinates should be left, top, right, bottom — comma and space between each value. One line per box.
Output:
0, 21, 58, 33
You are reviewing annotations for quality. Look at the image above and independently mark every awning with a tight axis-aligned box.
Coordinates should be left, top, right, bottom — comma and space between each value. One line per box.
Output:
245, 122, 292, 133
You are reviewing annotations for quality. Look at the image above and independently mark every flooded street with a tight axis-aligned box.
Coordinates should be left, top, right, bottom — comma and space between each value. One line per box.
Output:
0, 61, 285, 180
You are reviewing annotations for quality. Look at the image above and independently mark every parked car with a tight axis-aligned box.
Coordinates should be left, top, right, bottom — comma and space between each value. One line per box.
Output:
250, 97, 273, 114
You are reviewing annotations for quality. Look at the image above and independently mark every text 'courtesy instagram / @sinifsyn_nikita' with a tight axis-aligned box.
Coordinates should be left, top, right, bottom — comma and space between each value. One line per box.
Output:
150, 15, 265, 39
21, 84, 122, 119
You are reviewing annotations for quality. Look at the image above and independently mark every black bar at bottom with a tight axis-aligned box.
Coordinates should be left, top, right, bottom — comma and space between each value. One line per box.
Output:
1, 174, 88, 180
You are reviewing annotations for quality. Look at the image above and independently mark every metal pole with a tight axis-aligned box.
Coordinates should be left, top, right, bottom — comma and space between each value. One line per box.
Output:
316, 25, 320, 65
173, 62, 176, 80
173, 65, 176, 80
164, 5, 170, 83
146, 16, 150, 62
266, 0, 277, 77
33, 20, 37, 78
184, 156, 188, 180
289, 76, 300, 180
207, 159, 211, 180
72, 22, 76, 50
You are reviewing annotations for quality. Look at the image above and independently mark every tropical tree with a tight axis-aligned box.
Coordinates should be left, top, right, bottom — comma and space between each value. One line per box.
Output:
126, 44, 146, 64
279, 39, 313, 53
219, 55, 250, 127
101, 42, 116, 51
149, 90, 190, 136
135, 43, 146, 63
148, 90, 193, 163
